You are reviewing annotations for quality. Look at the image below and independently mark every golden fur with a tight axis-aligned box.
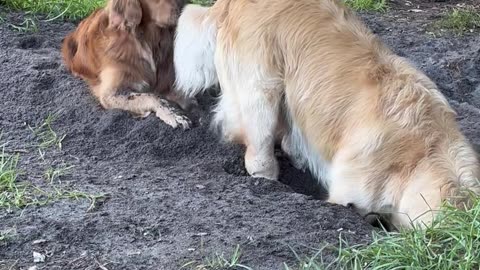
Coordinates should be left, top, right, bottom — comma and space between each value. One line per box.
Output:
62, 0, 193, 129
175, 0, 480, 229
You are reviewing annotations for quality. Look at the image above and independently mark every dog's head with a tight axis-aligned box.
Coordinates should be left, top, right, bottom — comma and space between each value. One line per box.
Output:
141, 0, 186, 27
107, 0, 185, 30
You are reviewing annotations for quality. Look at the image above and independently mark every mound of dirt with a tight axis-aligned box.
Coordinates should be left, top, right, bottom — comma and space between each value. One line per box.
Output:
1, 2, 480, 269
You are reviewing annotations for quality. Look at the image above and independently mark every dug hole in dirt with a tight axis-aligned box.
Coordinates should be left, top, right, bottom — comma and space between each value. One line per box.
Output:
1, 1, 480, 269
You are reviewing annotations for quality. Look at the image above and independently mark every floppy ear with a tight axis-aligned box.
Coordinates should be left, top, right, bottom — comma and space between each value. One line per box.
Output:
108, 0, 142, 30
61, 33, 78, 72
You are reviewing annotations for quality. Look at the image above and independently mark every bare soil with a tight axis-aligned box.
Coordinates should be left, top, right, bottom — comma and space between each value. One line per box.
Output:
1, 1, 479, 269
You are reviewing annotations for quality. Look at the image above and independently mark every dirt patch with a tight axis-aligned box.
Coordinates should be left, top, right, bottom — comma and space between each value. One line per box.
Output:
1, 2, 480, 270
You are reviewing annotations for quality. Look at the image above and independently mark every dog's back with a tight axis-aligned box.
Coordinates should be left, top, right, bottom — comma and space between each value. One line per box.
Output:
178, 0, 480, 228
240, 0, 480, 228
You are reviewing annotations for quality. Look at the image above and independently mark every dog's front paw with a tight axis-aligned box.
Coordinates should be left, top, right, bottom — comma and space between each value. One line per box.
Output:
173, 114, 192, 130
156, 110, 191, 129
245, 154, 279, 180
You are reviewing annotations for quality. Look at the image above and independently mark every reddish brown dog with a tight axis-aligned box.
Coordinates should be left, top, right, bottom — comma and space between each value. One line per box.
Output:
62, 0, 193, 129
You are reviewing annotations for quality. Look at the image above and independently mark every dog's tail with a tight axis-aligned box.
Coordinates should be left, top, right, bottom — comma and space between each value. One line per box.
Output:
174, 4, 218, 97
397, 138, 480, 229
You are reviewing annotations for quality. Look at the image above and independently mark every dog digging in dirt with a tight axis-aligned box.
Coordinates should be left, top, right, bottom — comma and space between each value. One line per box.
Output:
61, 0, 194, 129
173, 1, 480, 229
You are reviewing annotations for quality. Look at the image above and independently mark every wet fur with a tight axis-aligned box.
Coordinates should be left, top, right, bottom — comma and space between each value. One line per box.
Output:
175, 0, 480, 229
62, 0, 193, 129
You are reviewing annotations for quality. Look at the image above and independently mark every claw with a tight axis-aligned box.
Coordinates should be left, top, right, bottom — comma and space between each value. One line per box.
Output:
175, 114, 192, 129
155, 110, 191, 130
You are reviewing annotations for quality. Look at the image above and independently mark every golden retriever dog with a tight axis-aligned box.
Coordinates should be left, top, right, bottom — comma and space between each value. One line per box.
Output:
174, 0, 480, 229
62, 0, 193, 129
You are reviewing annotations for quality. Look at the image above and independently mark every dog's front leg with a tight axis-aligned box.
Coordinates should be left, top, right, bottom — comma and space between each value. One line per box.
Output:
153, 98, 192, 129
241, 89, 281, 180
163, 90, 199, 112
216, 79, 281, 180
93, 67, 191, 129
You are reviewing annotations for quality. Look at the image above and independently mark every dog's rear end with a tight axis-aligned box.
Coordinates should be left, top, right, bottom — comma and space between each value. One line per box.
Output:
61, 0, 191, 129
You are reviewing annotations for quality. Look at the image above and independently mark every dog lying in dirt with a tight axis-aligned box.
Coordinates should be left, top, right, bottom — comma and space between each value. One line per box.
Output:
174, 1, 480, 229
62, 0, 193, 129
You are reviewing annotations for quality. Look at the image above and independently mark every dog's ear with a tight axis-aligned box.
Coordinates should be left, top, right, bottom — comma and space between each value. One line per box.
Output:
108, 0, 142, 30
61, 33, 78, 72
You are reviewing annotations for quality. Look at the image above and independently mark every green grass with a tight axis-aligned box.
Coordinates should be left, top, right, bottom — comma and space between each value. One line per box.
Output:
284, 245, 332, 270
0, 228, 16, 243
0, 0, 387, 23
53, 186, 107, 211
0, 148, 26, 209
182, 245, 252, 270
189, 0, 215, 7
338, 199, 480, 269
344, 0, 387, 12
0, 145, 104, 211
188, 0, 388, 11
6, 16, 38, 32
188, 0, 389, 12
44, 164, 74, 184
29, 113, 66, 150
437, 7, 480, 34
2, 0, 105, 21
1, 113, 105, 211
286, 196, 480, 270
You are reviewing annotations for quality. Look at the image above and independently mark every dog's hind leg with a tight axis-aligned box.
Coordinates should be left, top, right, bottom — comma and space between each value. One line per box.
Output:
93, 67, 191, 129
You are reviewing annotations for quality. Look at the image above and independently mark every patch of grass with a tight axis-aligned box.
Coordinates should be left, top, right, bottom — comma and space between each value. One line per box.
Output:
437, 7, 480, 34
284, 245, 332, 270
2, 0, 388, 19
30, 113, 66, 150
54, 187, 107, 211
189, 0, 215, 7
0, 147, 29, 209
2, 0, 106, 21
182, 245, 252, 270
0, 11, 4, 22
0, 144, 105, 211
7, 16, 38, 32
344, 0, 387, 12
1, 113, 105, 212
59, 187, 106, 211
44, 164, 74, 184
0, 228, 17, 243
337, 198, 480, 269
187, 0, 389, 11
287, 196, 480, 269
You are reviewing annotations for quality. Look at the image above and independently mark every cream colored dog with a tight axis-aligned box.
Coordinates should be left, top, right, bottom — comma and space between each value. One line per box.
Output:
174, 0, 480, 229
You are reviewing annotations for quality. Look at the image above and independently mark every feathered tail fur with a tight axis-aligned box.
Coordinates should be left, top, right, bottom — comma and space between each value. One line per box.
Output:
174, 4, 218, 97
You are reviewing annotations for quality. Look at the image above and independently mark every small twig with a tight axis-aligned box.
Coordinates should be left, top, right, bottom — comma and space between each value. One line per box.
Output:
8, 259, 19, 270
95, 258, 110, 270
12, 149, 28, 153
